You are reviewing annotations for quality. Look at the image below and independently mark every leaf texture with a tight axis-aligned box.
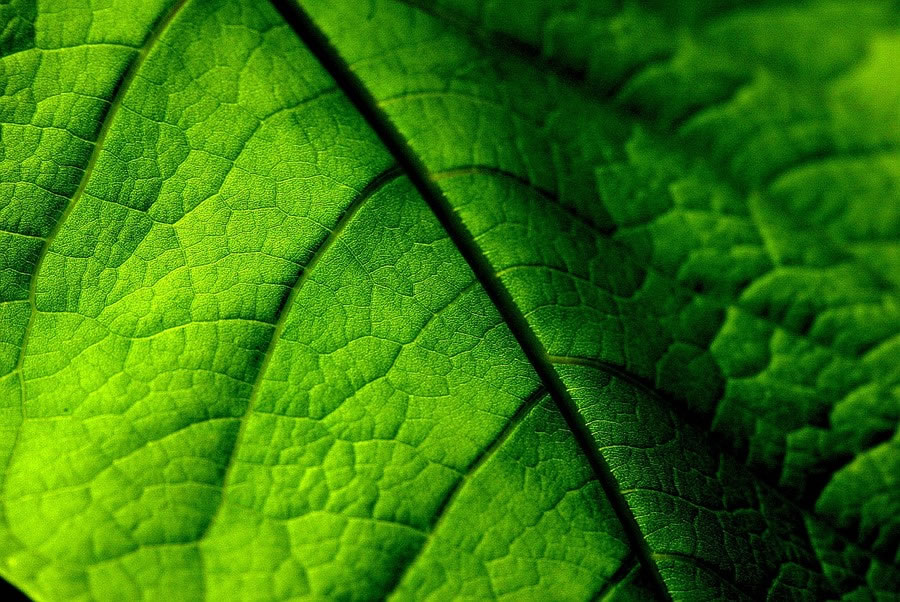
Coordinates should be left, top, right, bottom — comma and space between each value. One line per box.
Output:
0, 0, 897, 600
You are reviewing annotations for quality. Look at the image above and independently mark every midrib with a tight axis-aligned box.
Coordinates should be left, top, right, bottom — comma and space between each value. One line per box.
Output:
268, 0, 674, 599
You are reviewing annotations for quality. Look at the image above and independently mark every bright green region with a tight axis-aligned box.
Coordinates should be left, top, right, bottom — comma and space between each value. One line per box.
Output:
0, 0, 897, 600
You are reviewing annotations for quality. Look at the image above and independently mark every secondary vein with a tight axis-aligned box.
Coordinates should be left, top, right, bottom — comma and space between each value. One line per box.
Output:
0, 0, 191, 545
382, 386, 548, 596
198, 165, 402, 540
12, 0, 191, 385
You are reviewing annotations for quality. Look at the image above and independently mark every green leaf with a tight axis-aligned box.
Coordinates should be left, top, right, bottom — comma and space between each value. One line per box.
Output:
0, 0, 897, 599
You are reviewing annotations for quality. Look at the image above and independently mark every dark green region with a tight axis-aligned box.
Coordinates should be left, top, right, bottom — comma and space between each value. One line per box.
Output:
0, 0, 35, 57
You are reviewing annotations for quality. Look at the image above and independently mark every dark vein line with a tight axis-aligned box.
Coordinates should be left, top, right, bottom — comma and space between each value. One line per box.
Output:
431, 161, 885, 365
592, 556, 640, 602
11, 0, 190, 382
440, 166, 899, 513
0, 0, 190, 557
426, 386, 547, 533
430, 164, 559, 203
198, 165, 402, 540
267, 2, 672, 600
651, 552, 748, 599
547, 355, 669, 404
383, 386, 548, 595
548, 353, 897, 570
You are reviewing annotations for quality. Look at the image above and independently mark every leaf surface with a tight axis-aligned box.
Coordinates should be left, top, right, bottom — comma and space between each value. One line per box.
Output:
0, 0, 897, 599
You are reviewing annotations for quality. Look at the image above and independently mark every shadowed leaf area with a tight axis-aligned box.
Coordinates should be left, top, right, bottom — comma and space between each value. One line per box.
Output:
0, 0, 897, 599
